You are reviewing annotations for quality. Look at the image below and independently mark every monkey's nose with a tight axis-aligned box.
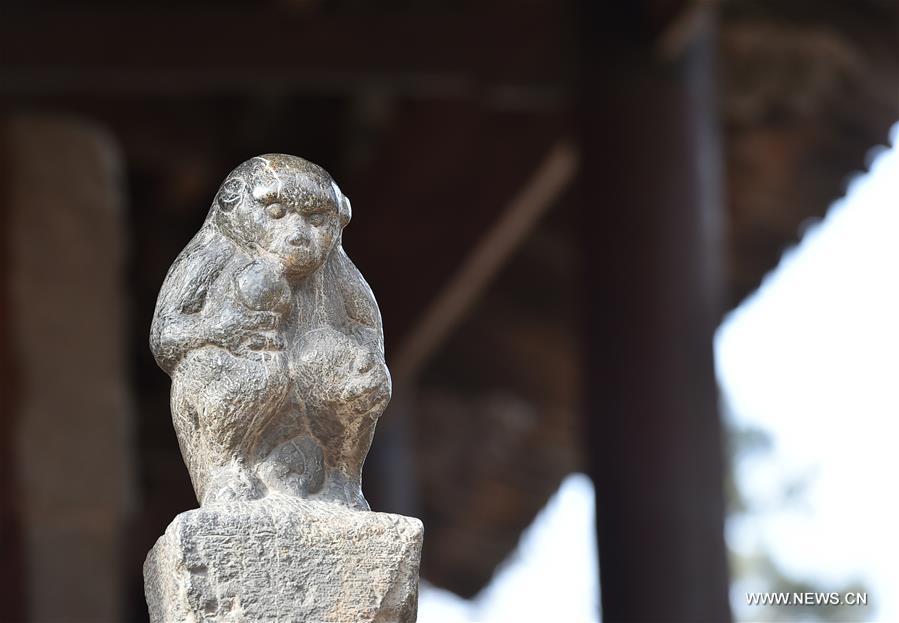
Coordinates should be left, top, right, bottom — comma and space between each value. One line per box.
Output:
288, 233, 308, 246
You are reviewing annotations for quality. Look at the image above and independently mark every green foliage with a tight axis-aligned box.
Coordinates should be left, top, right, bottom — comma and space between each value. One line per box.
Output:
724, 410, 873, 622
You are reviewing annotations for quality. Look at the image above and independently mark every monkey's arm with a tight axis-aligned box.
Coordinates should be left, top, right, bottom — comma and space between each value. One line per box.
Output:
150, 227, 233, 373
333, 246, 385, 356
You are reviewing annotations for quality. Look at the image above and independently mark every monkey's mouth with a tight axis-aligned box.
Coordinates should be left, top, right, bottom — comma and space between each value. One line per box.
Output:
277, 246, 328, 276
283, 247, 314, 263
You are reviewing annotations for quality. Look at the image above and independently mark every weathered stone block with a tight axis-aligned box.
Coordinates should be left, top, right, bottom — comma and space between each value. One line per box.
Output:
145, 495, 423, 622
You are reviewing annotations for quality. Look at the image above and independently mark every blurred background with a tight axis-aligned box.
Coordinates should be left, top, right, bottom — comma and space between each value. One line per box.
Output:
1, 1, 897, 622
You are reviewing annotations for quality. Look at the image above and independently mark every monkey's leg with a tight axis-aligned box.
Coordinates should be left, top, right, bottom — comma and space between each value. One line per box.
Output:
318, 408, 379, 510
176, 347, 290, 504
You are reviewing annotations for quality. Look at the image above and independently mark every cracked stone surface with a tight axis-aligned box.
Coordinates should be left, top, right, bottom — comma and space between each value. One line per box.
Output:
145, 496, 423, 623
145, 154, 422, 622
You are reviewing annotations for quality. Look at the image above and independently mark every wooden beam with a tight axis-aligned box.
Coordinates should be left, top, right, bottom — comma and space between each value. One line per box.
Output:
391, 139, 578, 384
0, 8, 571, 96
344, 99, 567, 352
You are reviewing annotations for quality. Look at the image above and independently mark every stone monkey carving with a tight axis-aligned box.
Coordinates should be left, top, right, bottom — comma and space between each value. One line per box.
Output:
150, 154, 390, 509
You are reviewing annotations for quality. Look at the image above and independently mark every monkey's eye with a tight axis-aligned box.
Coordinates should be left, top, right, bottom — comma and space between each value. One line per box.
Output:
307, 213, 326, 227
266, 203, 286, 219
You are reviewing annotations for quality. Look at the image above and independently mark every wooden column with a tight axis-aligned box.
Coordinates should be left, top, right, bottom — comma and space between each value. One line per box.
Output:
0, 116, 27, 623
577, 4, 732, 621
6, 116, 135, 621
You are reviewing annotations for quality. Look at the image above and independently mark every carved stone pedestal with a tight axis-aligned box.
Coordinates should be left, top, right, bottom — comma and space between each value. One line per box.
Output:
144, 496, 423, 623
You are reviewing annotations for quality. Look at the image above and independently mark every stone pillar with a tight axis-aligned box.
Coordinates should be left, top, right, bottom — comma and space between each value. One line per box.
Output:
6, 116, 135, 621
145, 498, 422, 622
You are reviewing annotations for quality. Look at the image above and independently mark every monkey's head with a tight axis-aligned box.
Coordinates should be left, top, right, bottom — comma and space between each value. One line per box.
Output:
211, 154, 352, 279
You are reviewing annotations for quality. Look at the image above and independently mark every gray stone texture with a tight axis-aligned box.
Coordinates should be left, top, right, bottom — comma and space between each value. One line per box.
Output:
145, 496, 423, 623
146, 154, 422, 622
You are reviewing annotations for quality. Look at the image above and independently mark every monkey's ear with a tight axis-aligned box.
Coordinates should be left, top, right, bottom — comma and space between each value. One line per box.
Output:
216, 177, 245, 212
339, 194, 352, 227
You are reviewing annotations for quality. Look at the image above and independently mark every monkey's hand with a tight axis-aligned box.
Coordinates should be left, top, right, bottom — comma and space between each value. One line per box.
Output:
208, 308, 285, 358
293, 330, 390, 417
341, 352, 391, 419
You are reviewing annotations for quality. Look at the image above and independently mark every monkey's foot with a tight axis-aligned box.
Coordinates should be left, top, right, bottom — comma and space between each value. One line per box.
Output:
321, 472, 369, 511
202, 464, 262, 505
